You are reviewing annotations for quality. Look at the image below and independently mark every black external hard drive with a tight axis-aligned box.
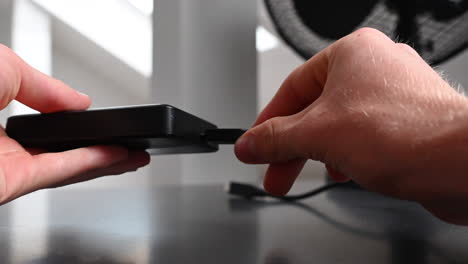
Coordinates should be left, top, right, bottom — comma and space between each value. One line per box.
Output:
5, 104, 245, 155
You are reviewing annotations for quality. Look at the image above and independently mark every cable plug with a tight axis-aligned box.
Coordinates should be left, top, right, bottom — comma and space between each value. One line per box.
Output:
225, 182, 267, 199
203, 129, 247, 144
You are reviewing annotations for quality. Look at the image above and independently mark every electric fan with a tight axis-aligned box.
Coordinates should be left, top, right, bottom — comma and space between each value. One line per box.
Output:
264, 0, 468, 65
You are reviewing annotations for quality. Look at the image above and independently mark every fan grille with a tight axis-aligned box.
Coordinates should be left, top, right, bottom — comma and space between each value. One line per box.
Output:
265, 0, 468, 65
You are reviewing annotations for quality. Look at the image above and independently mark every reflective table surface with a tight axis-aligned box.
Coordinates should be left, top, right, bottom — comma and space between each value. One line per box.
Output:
0, 181, 467, 263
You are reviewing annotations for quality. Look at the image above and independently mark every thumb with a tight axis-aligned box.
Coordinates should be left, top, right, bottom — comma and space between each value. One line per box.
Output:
235, 115, 309, 164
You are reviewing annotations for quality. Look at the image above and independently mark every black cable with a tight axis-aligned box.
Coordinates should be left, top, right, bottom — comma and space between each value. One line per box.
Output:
207, 128, 351, 201
225, 181, 352, 201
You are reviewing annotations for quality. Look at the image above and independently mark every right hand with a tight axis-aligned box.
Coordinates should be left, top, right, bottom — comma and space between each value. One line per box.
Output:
235, 28, 468, 225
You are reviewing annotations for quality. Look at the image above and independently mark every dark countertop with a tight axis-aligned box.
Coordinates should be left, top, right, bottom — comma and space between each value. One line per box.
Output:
0, 181, 467, 263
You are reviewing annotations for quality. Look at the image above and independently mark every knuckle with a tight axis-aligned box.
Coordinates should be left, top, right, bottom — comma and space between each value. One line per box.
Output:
263, 118, 279, 156
395, 43, 419, 56
334, 27, 391, 57
395, 42, 413, 50
253, 117, 282, 160
353, 27, 388, 39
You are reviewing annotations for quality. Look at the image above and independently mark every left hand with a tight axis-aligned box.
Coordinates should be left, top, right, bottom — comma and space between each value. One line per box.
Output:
0, 44, 150, 204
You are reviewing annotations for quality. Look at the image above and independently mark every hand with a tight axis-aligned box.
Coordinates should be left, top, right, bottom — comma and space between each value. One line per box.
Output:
235, 28, 468, 225
0, 45, 150, 204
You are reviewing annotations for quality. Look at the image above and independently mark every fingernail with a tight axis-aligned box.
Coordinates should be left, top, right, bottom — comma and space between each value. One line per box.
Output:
76, 91, 89, 98
235, 134, 257, 162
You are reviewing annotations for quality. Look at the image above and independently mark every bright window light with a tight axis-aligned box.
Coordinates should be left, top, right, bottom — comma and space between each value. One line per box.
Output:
256, 26, 279, 52
33, 0, 152, 77
127, 0, 153, 15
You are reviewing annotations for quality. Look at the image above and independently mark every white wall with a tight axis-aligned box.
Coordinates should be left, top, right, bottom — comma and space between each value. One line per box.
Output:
152, 0, 259, 185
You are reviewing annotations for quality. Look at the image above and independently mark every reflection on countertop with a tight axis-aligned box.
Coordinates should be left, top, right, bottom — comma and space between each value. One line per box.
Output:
0, 181, 466, 263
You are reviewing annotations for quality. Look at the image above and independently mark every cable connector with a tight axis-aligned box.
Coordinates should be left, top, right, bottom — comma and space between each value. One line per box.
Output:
225, 182, 267, 199
203, 128, 247, 144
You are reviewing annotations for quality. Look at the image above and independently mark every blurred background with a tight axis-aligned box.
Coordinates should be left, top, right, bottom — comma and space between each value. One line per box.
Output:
0, 0, 468, 190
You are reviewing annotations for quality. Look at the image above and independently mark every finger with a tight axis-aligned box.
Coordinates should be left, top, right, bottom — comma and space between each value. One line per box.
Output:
395, 43, 420, 58
236, 115, 302, 164
253, 44, 331, 126
49, 150, 150, 188
17, 59, 91, 113
263, 159, 307, 196
29, 145, 131, 192
236, 44, 331, 164
325, 164, 350, 183
0, 45, 90, 112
